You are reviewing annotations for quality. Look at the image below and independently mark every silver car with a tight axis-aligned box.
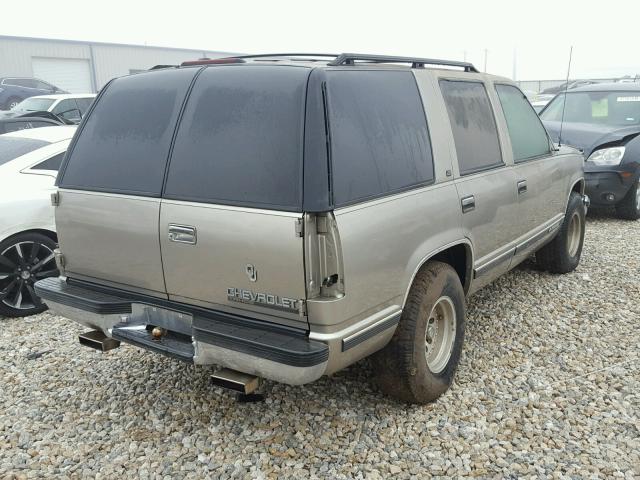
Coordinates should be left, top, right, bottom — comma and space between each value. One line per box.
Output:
35, 53, 587, 403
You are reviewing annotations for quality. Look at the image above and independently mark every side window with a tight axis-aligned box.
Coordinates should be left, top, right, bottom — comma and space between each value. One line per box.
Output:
59, 68, 197, 196
75, 98, 94, 115
495, 85, 550, 161
36, 80, 54, 91
32, 152, 65, 171
326, 70, 434, 206
20, 79, 38, 88
440, 80, 503, 175
164, 66, 308, 210
53, 99, 80, 120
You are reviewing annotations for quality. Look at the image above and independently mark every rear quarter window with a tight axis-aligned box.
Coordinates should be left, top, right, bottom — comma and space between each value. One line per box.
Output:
163, 65, 309, 210
58, 68, 198, 196
326, 70, 434, 206
439, 80, 503, 175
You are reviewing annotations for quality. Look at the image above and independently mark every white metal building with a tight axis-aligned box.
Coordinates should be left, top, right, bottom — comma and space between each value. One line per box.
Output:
0, 35, 235, 93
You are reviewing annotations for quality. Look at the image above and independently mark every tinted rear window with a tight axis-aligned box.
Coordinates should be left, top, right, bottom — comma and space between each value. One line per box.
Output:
440, 80, 503, 175
326, 70, 434, 206
58, 68, 197, 196
164, 66, 308, 210
0, 137, 48, 166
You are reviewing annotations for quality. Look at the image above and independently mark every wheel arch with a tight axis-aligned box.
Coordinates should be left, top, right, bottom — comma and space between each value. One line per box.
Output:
402, 240, 474, 309
0, 228, 58, 247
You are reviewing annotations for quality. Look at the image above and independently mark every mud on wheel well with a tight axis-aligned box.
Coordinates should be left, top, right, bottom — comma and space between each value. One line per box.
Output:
572, 180, 585, 195
430, 244, 472, 295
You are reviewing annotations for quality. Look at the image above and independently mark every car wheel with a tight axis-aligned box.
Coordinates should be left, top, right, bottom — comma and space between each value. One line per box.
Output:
5, 97, 22, 110
615, 179, 640, 220
0, 232, 58, 318
372, 261, 465, 404
536, 192, 586, 274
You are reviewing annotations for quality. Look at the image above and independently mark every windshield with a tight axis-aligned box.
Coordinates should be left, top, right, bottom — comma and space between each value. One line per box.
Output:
12, 98, 55, 112
0, 137, 49, 166
540, 91, 640, 126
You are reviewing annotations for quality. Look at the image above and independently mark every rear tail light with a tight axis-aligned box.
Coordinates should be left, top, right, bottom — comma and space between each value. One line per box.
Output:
304, 212, 345, 299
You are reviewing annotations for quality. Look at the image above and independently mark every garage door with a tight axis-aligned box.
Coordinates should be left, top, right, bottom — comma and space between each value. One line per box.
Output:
32, 57, 93, 93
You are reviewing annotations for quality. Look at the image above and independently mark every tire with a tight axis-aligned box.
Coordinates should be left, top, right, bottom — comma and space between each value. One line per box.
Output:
0, 232, 58, 318
615, 179, 640, 220
372, 261, 465, 404
536, 192, 585, 274
5, 96, 22, 110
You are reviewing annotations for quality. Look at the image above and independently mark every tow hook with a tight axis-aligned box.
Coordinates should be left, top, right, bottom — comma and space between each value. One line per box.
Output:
151, 326, 167, 340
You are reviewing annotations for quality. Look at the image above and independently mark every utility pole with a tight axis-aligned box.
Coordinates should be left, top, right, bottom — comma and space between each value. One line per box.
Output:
512, 48, 517, 80
483, 49, 488, 72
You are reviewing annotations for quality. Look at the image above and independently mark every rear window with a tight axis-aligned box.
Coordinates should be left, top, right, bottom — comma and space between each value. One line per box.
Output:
164, 66, 309, 210
0, 137, 48, 166
58, 68, 198, 196
14, 98, 55, 112
326, 70, 434, 206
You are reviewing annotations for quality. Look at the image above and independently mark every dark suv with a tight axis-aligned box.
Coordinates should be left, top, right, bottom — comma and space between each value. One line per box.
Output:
0, 77, 66, 110
541, 83, 640, 219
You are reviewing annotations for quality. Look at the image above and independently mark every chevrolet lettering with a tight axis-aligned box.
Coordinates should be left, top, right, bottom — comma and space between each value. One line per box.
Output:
227, 287, 299, 312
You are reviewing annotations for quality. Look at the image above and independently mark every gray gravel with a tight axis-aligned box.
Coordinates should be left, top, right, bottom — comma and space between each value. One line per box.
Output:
1, 213, 639, 479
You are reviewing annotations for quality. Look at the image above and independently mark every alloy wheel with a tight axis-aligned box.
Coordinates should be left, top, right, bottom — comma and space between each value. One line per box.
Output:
0, 241, 57, 311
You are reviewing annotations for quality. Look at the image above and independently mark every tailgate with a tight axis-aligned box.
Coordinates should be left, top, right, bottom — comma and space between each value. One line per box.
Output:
159, 200, 307, 328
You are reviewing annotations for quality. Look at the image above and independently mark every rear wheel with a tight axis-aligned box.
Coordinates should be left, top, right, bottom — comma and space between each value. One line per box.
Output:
536, 192, 585, 273
372, 261, 465, 404
0, 232, 58, 318
5, 97, 22, 110
615, 179, 640, 220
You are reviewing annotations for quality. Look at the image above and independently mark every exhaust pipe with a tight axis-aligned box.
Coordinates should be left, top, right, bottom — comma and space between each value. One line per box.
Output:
211, 368, 261, 394
79, 330, 121, 352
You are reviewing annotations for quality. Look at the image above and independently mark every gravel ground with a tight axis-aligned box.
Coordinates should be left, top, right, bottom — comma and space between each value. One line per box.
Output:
1, 213, 638, 479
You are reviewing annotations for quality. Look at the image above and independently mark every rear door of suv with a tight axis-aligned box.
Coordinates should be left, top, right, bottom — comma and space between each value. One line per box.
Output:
55, 68, 198, 297
438, 78, 520, 285
158, 65, 310, 328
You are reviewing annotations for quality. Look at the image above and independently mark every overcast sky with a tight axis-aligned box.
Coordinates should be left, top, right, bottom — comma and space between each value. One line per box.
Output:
4, 0, 640, 81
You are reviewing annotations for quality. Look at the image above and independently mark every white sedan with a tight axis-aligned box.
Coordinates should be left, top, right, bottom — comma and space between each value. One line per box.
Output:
6, 94, 96, 124
0, 126, 76, 317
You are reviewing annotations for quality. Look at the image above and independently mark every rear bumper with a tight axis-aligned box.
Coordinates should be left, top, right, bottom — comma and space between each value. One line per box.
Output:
35, 277, 329, 385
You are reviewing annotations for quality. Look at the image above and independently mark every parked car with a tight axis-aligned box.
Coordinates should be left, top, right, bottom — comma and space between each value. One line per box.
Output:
540, 83, 640, 219
0, 126, 76, 317
35, 53, 586, 404
0, 77, 67, 111
541, 79, 602, 95
530, 93, 555, 113
0, 116, 64, 135
3, 94, 96, 124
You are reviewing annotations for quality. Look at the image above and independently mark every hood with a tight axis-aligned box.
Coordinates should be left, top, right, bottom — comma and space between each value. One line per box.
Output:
543, 120, 640, 157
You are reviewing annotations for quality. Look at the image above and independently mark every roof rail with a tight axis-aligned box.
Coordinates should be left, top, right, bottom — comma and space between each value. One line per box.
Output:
232, 53, 340, 62
328, 53, 479, 72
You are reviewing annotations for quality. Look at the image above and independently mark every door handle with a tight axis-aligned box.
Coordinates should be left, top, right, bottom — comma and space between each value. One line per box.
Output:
517, 180, 528, 195
168, 224, 197, 245
461, 195, 476, 213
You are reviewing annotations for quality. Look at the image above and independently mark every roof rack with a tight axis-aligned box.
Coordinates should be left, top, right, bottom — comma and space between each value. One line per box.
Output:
232, 53, 339, 62
328, 53, 478, 72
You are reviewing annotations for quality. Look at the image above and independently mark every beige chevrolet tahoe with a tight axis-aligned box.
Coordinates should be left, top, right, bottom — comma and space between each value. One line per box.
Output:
35, 53, 587, 403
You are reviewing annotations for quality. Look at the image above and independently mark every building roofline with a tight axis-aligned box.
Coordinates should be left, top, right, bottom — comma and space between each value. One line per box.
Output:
0, 34, 240, 56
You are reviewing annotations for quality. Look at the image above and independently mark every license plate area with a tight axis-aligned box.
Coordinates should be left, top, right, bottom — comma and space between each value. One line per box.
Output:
126, 304, 193, 336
